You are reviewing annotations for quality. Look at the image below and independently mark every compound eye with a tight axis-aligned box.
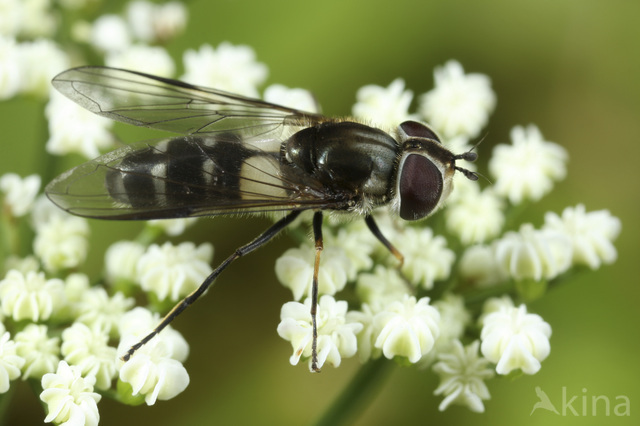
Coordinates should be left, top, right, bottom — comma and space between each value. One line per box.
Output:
398, 121, 441, 143
399, 154, 443, 221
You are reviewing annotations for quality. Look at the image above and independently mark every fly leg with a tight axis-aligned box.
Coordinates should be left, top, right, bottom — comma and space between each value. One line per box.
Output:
364, 215, 404, 267
310, 210, 323, 372
122, 210, 303, 361
364, 215, 416, 293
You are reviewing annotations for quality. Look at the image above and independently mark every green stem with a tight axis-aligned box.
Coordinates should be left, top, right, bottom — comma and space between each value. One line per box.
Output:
461, 282, 515, 312
0, 383, 15, 425
0, 210, 17, 260
314, 357, 393, 426
135, 224, 164, 246
502, 200, 532, 231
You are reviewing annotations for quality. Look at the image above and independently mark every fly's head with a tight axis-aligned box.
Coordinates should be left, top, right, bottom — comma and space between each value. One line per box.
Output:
393, 120, 478, 221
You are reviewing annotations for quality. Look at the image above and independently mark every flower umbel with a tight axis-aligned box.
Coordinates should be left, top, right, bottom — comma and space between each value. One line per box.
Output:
0, 6, 623, 419
33, 213, 90, 272
40, 361, 101, 426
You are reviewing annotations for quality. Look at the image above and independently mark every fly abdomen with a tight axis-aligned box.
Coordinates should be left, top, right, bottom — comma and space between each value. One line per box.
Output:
105, 135, 251, 212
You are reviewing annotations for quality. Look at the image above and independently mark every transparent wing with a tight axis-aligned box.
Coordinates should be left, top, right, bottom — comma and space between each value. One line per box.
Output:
52, 66, 326, 137
45, 135, 347, 220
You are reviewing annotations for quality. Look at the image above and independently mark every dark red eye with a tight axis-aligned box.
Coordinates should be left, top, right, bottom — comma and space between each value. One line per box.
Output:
399, 120, 441, 142
399, 154, 443, 221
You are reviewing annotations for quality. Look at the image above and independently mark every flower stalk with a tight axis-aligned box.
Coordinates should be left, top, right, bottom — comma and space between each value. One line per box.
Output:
314, 357, 393, 426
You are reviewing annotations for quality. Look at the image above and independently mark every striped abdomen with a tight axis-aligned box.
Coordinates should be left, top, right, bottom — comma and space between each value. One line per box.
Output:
105, 135, 284, 216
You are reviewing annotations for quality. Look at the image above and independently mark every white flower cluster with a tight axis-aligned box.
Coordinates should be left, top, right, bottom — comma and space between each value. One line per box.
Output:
117, 308, 190, 405
480, 298, 551, 375
433, 340, 494, 412
182, 42, 268, 97
0, 250, 194, 423
90, 1, 187, 56
489, 125, 568, 204
45, 89, 116, 159
0, 174, 213, 424
264, 84, 319, 113
0, 36, 68, 100
0, 270, 65, 321
1, 4, 282, 420
272, 59, 621, 415
459, 204, 621, 287
0, 173, 40, 217
0, 0, 624, 417
40, 361, 101, 426
353, 78, 416, 128
106, 240, 214, 302
0, 239, 196, 425
420, 60, 497, 139
277, 217, 450, 370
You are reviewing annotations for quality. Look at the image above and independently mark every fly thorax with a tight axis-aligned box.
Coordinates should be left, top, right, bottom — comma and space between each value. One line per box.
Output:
283, 121, 399, 201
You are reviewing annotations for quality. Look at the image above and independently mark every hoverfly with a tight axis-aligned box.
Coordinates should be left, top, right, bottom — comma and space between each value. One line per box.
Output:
46, 66, 478, 371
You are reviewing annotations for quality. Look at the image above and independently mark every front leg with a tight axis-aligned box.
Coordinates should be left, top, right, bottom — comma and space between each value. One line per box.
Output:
310, 210, 323, 372
365, 215, 404, 267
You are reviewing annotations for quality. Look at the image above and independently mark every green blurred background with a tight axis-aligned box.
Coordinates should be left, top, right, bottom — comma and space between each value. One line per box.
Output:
1, 0, 638, 425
